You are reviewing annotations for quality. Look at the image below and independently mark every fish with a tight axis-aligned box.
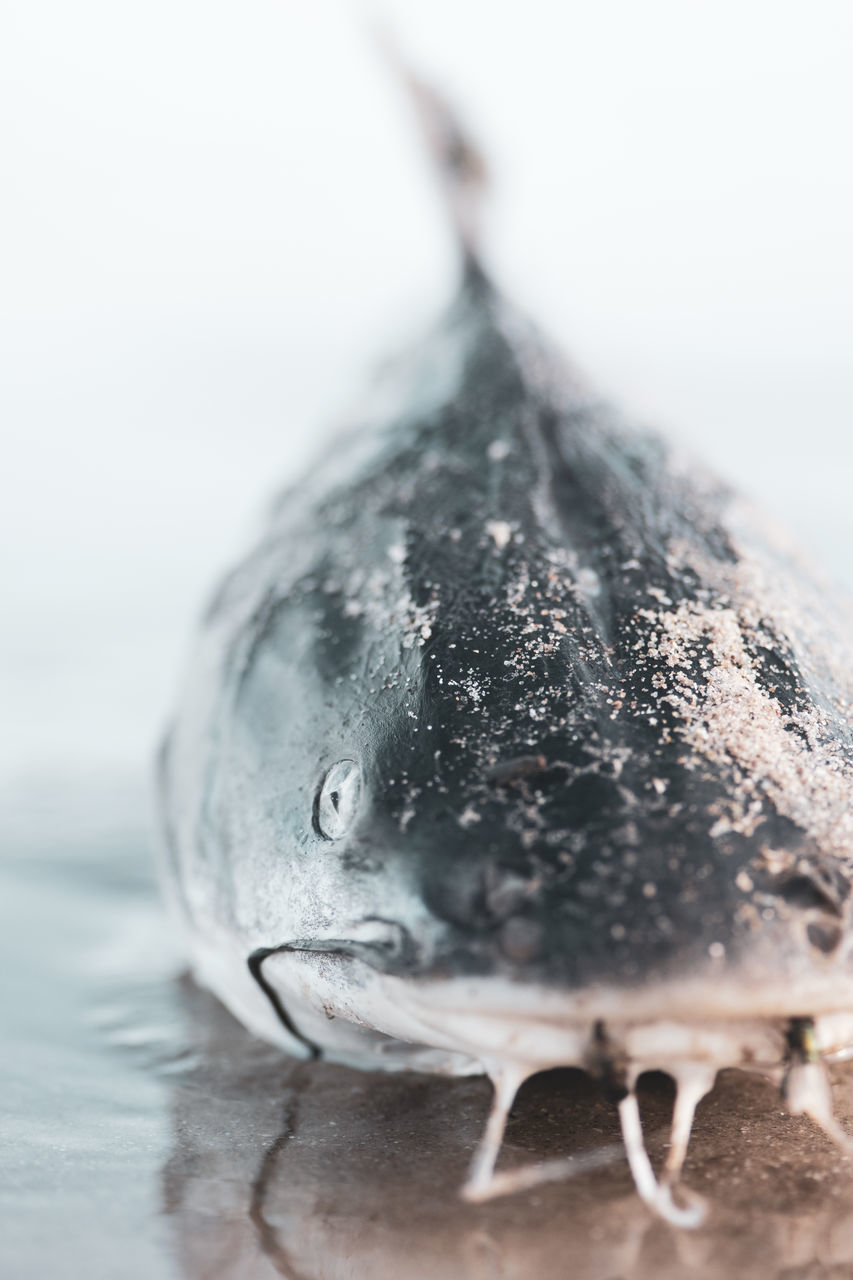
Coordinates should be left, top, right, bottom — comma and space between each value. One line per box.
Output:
157, 51, 853, 1227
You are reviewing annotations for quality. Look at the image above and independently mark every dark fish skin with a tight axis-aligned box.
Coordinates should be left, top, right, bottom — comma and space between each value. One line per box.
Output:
160, 257, 853, 1022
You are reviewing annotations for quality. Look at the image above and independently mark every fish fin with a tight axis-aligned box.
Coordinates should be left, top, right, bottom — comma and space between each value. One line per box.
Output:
661, 1064, 716, 1187
461, 1063, 528, 1200
783, 1016, 853, 1156
618, 1091, 707, 1229
783, 1058, 853, 1156
460, 1146, 625, 1201
375, 26, 490, 279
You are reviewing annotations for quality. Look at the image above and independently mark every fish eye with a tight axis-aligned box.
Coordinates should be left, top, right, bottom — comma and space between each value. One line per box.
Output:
314, 760, 363, 840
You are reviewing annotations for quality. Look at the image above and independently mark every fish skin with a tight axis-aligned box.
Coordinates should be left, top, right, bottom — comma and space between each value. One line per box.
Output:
159, 255, 853, 1062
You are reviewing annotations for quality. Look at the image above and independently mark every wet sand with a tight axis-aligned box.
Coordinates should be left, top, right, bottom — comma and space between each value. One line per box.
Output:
4, 802, 853, 1279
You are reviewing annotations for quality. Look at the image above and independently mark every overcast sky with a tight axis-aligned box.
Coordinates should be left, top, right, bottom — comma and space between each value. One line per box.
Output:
2, 0, 851, 791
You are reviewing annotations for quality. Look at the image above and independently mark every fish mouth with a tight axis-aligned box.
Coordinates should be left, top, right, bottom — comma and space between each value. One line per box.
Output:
252, 933, 853, 1073
394, 969, 853, 1064
251, 946, 853, 1228
394, 979, 853, 1229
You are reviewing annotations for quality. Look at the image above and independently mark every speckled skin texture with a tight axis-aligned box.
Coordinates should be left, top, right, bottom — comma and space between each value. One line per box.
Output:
160, 263, 853, 1053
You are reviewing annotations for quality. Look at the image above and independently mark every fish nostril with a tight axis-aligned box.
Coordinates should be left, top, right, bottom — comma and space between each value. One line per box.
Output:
485, 755, 548, 788
498, 916, 543, 964
806, 917, 843, 956
424, 862, 538, 931
483, 864, 532, 920
776, 872, 845, 917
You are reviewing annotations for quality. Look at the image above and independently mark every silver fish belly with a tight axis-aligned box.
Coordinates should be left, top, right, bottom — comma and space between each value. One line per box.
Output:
157, 65, 853, 1226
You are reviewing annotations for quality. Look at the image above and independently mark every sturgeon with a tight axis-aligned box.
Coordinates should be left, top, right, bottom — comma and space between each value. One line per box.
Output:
158, 59, 853, 1225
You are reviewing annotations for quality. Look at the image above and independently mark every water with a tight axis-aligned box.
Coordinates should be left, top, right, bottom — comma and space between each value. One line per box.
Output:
6, 786, 853, 1279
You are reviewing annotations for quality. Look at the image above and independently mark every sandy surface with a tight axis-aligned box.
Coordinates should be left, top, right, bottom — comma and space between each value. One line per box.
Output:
5, 805, 853, 1279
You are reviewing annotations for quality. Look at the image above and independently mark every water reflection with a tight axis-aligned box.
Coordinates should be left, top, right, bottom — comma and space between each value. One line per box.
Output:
9, 807, 853, 1279
160, 978, 853, 1280
6, 829, 853, 1279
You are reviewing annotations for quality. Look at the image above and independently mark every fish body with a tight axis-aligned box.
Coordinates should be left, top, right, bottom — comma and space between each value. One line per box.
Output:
158, 65, 853, 1220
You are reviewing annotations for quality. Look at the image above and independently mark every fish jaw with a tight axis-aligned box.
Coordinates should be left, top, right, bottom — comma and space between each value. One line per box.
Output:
376, 973, 853, 1076
252, 952, 853, 1076
238, 950, 853, 1226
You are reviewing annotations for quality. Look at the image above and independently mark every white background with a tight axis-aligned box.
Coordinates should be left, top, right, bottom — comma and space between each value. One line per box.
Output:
1, 0, 851, 798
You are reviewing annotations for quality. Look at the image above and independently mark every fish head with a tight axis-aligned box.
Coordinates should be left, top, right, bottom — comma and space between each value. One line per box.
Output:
160, 314, 853, 1081
158, 290, 853, 1223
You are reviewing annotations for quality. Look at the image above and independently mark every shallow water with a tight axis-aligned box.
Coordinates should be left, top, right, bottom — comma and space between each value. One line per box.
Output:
6, 791, 853, 1280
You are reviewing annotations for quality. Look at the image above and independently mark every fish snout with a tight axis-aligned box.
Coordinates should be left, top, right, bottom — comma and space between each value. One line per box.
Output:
415, 819, 853, 992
